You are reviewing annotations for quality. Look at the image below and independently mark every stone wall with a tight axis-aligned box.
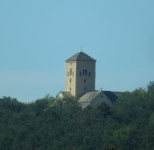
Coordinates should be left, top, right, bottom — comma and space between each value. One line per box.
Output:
65, 60, 96, 98
65, 61, 76, 96
89, 92, 112, 107
76, 61, 95, 98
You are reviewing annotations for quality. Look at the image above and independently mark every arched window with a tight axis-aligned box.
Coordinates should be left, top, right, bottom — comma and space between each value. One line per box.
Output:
83, 69, 88, 76
70, 79, 71, 83
80, 72, 82, 76
83, 69, 85, 75
69, 68, 72, 75
84, 87, 86, 91
85, 69, 87, 76
84, 79, 86, 83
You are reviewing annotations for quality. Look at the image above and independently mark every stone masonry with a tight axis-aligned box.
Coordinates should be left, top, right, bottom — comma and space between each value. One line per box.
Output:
65, 50, 96, 98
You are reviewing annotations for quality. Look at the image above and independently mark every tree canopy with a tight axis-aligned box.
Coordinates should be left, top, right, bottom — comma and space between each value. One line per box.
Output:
0, 82, 154, 150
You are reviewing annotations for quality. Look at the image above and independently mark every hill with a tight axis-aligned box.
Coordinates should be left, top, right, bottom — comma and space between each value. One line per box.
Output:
0, 82, 154, 150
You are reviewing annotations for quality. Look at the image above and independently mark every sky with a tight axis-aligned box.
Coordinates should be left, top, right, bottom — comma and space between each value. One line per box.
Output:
0, 1, 154, 102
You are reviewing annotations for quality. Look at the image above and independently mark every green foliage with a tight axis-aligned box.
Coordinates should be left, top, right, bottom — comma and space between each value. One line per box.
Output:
97, 102, 111, 117
108, 146, 117, 150
0, 82, 154, 150
113, 125, 132, 140
0, 96, 24, 112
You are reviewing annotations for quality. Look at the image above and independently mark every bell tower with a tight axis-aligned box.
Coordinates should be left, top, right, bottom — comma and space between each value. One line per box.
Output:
65, 48, 96, 98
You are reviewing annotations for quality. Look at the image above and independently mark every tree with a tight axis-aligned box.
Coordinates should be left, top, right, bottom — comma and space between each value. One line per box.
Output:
97, 102, 111, 118
108, 146, 117, 150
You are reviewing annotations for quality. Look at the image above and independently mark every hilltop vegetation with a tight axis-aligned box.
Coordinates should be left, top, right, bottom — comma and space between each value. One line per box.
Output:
0, 82, 154, 150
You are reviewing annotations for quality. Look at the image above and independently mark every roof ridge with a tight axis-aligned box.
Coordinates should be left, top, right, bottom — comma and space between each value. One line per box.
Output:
79, 91, 101, 103
91, 90, 101, 100
75, 51, 81, 60
66, 51, 96, 62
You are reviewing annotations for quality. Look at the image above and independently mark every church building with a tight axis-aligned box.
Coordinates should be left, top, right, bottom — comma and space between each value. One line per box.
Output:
57, 48, 122, 109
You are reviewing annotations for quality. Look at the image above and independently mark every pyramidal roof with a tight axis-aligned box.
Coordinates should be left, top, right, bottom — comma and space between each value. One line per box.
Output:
66, 51, 96, 62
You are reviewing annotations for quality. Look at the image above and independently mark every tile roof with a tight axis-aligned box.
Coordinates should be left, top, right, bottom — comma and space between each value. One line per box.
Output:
56, 91, 72, 99
78, 91, 101, 109
79, 91, 100, 103
66, 51, 96, 62
78, 91, 122, 109
60, 91, 72, 97
103, 91, 119, 103
112, 91, 123, 97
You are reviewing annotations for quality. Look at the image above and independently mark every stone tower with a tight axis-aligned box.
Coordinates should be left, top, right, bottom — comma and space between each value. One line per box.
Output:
65, 49, 96, 98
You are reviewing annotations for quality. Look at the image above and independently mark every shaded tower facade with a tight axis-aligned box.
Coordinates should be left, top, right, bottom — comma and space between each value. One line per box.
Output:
65, 50, 96, 98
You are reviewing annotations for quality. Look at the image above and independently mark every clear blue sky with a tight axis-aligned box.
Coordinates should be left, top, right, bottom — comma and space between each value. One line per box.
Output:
0, 1, 154, 102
